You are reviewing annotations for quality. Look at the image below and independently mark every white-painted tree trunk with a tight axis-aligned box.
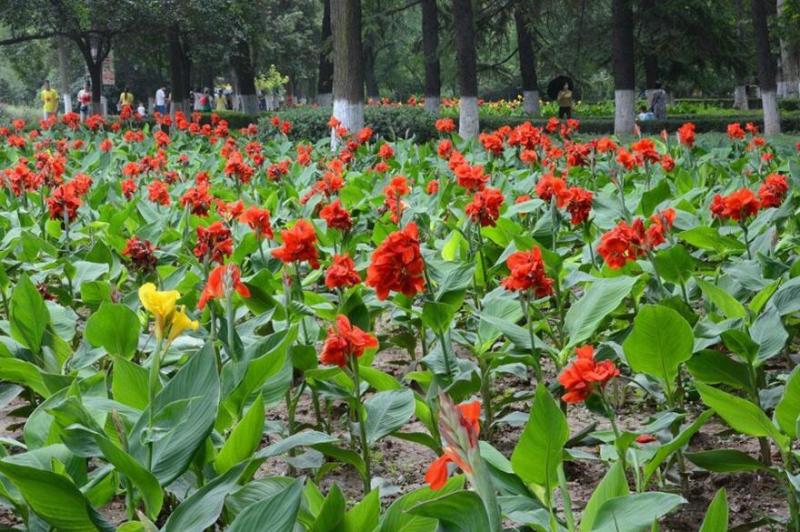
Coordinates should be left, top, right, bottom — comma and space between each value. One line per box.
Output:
522, 90, 540, 116
614, 90, 635, 136
761, 90, 781, 135
733, 85, 749, 110
316, 93, 333, 107
424, 96, 440, 114
63, 95, 72, 114
458, 96, 479, 139
331, 99, 364, 148
240, 94, 259, 115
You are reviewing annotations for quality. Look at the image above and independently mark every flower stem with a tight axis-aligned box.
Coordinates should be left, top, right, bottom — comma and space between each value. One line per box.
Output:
147, 337, 165, 471
352, 357, 371, 494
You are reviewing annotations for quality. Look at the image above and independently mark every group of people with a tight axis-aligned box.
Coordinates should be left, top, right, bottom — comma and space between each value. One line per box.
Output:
555, 80, 669, 121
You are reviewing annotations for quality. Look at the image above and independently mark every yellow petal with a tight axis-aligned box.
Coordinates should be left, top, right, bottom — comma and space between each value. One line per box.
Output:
167, 306, 199, 344
138, 283, 180, 319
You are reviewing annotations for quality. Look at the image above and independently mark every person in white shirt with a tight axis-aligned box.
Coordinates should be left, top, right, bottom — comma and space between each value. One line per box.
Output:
137, 102, 146, 117
155, 87, 166, 115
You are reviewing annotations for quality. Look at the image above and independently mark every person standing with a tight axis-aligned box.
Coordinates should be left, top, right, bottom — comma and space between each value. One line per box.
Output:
649, 81, 668, 120
215, 89, 227, 111
77, 81, 92, 122
556, 82, 573, 119
40, 80, 59, 120
155, 86, 167, 115
119, 87, 135, 114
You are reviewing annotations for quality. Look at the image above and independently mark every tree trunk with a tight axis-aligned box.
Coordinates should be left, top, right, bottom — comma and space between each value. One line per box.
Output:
732, 0, 750, 109
364, 36, 379, 100
331, 0, 365, 146
232, 39, 258, 115
751, 0, 780, 134
57, 37, 72, 113
612, 0, 635, 135
514, 0, 539, 116
777, 0, 800, 97
641, 0, 658, 95
88, 61, 103, 115
452, 0, 479, 138
168, 24, 187, 115
317, 0, 334, 106
421, 0, 441, 113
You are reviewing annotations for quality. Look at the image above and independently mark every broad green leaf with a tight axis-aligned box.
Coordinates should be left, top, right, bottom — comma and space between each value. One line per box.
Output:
408, 490, 490, 532
696, 279, 746, 320
128, 342, 220, 484
719, 329, 759, 364
255, 430, 339, 459
228, 479, 303, 532
679, 227, 744, 253
9, 275, 49, 354
699, 489, 729, 532
421, 301, 458, 334
564, 276, 638, 346
685, 450, 766, 473
380, 476, 464, 532
652, 245, 695, 284
686, 351, 751, 390
162, 462, 247, 532
112, 357, 149, 410
0, 358, 52, 398
642, 410, 713, 486
84, 302, 140, 358
750, 306, 788, 364
592, 492, 685, 532
580, 462, 629, 532
695, 383, 787, 447
639, 179, 670, 217
0, 460, 113, 531
511, 385, 568, 493
309, 483, 346, 532
215, 394, 265, 474
775, 366, 800, 438
622, 305, 693, 392
344, 490, 380, 532
364, 389, 415, 444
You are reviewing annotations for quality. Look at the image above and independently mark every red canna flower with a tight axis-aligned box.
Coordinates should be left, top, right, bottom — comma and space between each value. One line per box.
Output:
660, 154, 675, 172
384, 176, 410, 224
121, 178, 137, 199
325, 254, 361, 289
198, 264, 251, 309
319, 314, 378, 368
615, 148, 636, 170
224, 151, 254, 184
630, 138, 660, 164
100, 138, 113, 152
424, 399, 481, 490
435, 118, 456, 133
479, 132, 504, 156
194, 221, 234, 264
48, 182, 81, 222
710, 188, 761, 222
535, 173, 567, 205
272, 220, 319, 269
558, 345, 619, 404
122, 236, 157, 273
727, 122, 746, 140
378, 143, 395, 160
320, 199, 353, 231
636, 434, 657, 444
426, 180, 439, 194
296, 144, 313, 166
147, 180, 171, 206
454, 163, 489, 192
180, 183, 213, 216
758, 173, 789, 208
562, 186, 593, 225
239, 206, 274, 239
366, 222, 425, 300
501, 246, 553, 296
357, 127, 373, 144
465, 187, 504, 227
437, 139, 453, 159
597, 220, 645, 269
677, 122, 696, 147
646, 208, 676, 248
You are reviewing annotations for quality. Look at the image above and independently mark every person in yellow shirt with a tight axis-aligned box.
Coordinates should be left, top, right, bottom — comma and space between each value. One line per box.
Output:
215, 89, 227, 111
119, 87, 135, 115
40, 80, 59, 120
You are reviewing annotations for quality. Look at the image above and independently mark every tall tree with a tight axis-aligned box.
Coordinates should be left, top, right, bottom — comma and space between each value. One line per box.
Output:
421, 0, 441, 113
231, 38, 258, 114
514, 0, 539, 115
331, 0, 365, 144
640, 0, 658, 95
167, 23, 189, 114
777, 0, 800, 97
317, 0, 334, 105
751, 0, 780, 134
363, 32, 380, 99
452, 0, 479, 138
612, 0, 635, 135
733, 0, 749, 109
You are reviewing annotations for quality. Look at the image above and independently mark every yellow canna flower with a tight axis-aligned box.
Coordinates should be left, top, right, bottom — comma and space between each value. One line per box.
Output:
168, 306, 199, 344
139, 283, 196, 344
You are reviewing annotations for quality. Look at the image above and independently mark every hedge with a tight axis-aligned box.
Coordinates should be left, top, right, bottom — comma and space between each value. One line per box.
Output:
253, 106, 800, 142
